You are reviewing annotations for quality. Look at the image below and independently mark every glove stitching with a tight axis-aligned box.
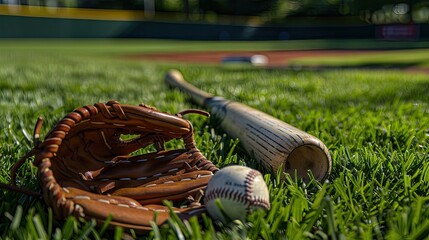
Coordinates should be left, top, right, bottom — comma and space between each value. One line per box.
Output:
68, 194, 176, 213
80, 120, 184, 136
97, 172, 213, 184
97, 199, 110, 204
102, 151, 181, 164
168, 168, 179, 172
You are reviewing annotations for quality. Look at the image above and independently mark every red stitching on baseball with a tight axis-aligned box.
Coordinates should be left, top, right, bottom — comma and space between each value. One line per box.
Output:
205, 169, 270, 211
204, 187, 248, 206
245, 170, 271, 211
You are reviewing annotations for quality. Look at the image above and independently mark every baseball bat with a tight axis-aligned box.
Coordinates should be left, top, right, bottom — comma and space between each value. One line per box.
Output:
165, 69, 331, 181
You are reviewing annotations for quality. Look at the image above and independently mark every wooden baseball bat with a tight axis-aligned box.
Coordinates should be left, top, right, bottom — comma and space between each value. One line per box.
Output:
165, 69, 332, 181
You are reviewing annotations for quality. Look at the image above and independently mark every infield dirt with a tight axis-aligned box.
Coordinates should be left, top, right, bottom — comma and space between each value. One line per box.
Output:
125, 50, 377, 67
126, 49, 429, 74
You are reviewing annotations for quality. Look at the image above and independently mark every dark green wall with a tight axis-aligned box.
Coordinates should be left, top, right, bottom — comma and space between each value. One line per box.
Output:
1, 15, 426, 40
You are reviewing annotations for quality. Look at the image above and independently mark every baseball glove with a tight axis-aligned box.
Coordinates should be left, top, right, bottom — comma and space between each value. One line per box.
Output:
9, 101, 218, 232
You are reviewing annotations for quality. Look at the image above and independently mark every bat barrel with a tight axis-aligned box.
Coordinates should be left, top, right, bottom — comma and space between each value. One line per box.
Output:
214, 101, 331, 181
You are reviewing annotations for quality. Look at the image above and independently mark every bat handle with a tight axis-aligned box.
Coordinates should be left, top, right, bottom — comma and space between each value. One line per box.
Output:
165, 70, 213, 106
165, 70, 232, 119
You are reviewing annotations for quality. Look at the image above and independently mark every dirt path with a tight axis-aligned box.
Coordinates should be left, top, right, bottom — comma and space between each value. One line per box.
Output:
126, 50, 378, 66
125, 50, 429, 74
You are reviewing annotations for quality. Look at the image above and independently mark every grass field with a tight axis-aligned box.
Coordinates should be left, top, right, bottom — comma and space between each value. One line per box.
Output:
1, 39, 429, 239
290, 49, 429, 69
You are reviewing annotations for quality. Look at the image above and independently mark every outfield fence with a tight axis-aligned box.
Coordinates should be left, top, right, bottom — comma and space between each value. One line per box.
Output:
0, 4, 427, 40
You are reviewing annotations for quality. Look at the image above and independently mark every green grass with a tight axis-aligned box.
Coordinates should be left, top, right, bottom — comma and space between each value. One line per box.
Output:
3, 38, 429, 54
290, 49, 429, 68
1, 40, 429, 239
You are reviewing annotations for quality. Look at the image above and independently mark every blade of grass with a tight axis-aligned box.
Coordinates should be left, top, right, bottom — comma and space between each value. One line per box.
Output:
32, 214, 48, 240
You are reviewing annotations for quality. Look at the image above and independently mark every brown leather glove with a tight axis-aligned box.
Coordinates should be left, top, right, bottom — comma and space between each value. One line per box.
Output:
20, 101, 218, 232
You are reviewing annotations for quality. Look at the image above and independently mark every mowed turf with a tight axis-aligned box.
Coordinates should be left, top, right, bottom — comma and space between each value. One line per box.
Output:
289, 49, 429, 69
0, 40, 429, 239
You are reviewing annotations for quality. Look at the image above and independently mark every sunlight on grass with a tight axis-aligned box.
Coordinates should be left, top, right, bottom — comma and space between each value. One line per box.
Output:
289, 49, 429, 68
0, 40, 428, 239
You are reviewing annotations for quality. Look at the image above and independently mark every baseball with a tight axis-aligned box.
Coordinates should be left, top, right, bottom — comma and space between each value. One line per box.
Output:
204, 165, 270, 223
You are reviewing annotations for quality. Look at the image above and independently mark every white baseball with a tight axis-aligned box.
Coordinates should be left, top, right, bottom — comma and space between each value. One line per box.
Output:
204, 165, 270, 223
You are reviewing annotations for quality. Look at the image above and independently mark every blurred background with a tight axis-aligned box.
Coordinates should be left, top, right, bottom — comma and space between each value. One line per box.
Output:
0, 0, 427, 40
